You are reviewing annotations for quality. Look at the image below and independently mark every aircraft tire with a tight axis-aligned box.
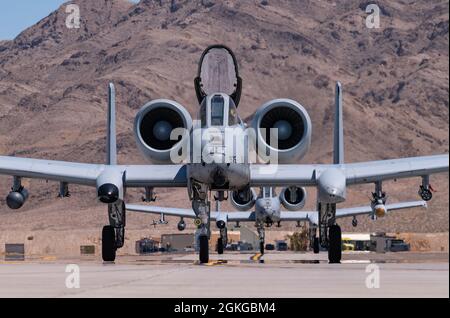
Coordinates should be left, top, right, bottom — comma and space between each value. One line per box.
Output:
199, 235, 209, 263
217, 238, 224, 255
102, 225, 116, 262
313, 237, 320, 254
328, 224, 342, 264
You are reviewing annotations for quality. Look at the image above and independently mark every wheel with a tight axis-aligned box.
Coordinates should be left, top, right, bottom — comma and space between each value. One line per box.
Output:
260, 242, 265, 255
217, 238, 224, 255
328, 224, 342, 264
102, 225, 116, 262
199, 235, 209, 263
419, 188, 433, 201
313, 237, 320, 254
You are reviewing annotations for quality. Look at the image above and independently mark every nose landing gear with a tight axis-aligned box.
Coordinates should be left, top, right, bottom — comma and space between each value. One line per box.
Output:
102, 201, 126, 262
318, 203, 342, 263
257, 223, 265, 255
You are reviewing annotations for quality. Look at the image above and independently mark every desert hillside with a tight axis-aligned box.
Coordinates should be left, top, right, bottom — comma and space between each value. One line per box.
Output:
0, 0, 448, 233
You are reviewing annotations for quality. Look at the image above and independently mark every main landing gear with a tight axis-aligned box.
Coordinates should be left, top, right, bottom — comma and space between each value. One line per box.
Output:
318, 203, 342, 263
102, 201, 126, 262
328, 224, 342, 264
309, 226, 320, 254
199, 234, 209, 264
195, 200, 211, 264
419, 176, 434, 201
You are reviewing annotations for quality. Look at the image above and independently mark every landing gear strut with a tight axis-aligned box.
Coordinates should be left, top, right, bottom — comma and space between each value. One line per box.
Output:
191, 182, 211, 263
257, 223, 265, 255
217, 227, 227, 255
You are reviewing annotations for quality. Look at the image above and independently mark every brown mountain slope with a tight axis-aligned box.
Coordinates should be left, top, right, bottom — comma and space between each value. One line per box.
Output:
0, 0, 448, 233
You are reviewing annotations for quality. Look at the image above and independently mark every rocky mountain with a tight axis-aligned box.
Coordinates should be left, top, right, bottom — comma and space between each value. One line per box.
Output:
0, 0, 448, 233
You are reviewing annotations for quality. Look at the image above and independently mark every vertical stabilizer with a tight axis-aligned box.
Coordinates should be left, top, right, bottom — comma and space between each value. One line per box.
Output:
107, 83, 117, 165
333, 82, 344, 164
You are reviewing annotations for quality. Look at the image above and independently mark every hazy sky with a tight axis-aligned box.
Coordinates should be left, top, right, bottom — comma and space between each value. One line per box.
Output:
0, 0, 139, 40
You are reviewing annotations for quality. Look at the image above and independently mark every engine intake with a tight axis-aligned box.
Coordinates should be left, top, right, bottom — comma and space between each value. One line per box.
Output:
280, 187, 307, 211
252, 99, 311, 163
134, 99, 192, 163
230, 187, 257, 211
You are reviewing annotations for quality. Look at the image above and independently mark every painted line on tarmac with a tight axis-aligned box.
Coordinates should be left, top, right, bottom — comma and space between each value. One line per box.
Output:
194, 260, 228, 266
250, 253, 263, 261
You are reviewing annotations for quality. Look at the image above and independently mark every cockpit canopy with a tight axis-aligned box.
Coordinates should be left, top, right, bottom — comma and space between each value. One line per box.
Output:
195, 45, 242, 107
199, 93, 239, 128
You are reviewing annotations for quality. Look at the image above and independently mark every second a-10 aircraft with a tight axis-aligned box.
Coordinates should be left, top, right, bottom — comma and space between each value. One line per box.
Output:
127, 185, 427, 256
0, 45, 448, 264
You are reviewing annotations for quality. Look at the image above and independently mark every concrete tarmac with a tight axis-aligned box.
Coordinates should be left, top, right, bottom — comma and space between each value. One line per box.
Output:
0, 252, 448, 298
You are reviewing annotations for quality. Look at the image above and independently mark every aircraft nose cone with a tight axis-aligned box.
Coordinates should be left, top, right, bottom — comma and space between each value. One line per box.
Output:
98, 183, 119, 203
273, 120, 292, 140
153, 120, 173, 141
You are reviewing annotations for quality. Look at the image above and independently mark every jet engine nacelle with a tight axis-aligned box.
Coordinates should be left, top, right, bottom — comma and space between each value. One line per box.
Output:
6, 187, 29, 210
134, 99, 192, 163
280, 187, 307, 211
230, 188, 257, 211
96, 168, 124, 204
252, 99, 312, 164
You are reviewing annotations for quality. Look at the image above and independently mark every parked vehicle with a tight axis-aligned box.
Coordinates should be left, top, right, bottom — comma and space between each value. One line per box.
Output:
275, 241, 288, 251
390, 239, 410, 252
265, 244, 275, 251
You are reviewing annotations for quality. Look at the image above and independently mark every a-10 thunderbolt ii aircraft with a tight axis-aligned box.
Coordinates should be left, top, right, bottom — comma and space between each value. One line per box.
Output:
126, 186, 428, 256
0, 45, 448, 264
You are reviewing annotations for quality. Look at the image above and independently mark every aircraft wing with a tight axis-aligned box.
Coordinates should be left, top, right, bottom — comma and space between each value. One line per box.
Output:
343, 155, 449, 185
250, 154, 448, 186
127, 200, 426, 224
279, 211, 314, 222
126, 203, 257, 222
334, 200, 427, 218
126, 204, 197, 218
1, 154, 447, 188
0, 156, 187, 187
279, 200, 427, 224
